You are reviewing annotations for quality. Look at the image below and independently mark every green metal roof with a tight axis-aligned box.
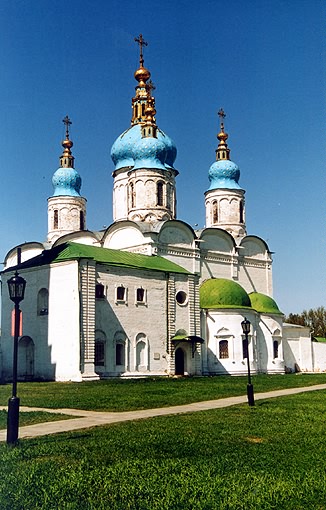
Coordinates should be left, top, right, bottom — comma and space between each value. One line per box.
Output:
4, 242, 190, 275
200, 278, 252, 309
249, 292, 283, 315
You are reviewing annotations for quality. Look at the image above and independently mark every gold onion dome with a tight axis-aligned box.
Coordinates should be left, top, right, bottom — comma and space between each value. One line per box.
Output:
134, 66, 151, 86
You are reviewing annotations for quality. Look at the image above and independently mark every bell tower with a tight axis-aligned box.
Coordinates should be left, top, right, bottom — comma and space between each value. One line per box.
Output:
205, 109, 246, 238
47, 116, 87, 243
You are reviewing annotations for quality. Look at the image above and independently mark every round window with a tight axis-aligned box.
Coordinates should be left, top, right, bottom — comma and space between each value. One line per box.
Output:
176, 291, 187, 305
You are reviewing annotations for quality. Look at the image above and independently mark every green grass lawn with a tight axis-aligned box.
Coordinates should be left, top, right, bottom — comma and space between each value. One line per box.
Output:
0, 410, 73, 430
1, 373, 326, 411
0, 390, 326, 509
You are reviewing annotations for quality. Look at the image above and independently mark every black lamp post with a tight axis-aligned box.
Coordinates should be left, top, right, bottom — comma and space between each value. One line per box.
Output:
7, 271, 26, 445
241, 317, 255, 407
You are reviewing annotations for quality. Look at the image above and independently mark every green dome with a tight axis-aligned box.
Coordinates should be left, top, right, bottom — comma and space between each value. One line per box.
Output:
249, 292, 282, 315
200, 278, 251, 309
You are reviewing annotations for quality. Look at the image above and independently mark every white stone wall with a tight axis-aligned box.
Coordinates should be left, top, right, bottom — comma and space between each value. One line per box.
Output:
48, 195, 87, 243
1, 261, 82, 382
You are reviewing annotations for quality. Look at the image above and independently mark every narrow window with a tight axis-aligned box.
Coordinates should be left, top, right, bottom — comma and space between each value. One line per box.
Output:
95, 341, 105, 366
219, 340, 229, 359
116, 343, 124, 366
116, 286, 126, 301
95, 284, 105, 299
54, 210, 58, 229
242, 338, 248, 359
212, 201, 218, 224
80, 211, 85, 230
136, 287, 145, 303
240, 201, 244, 223
37, 288, 49, 316
157, 182, 163, 206
130, 183, 135, 208
273, 340, 279, 359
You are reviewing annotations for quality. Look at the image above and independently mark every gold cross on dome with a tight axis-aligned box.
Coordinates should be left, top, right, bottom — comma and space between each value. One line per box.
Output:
218, 108, 226, 120
134, 34, 148, 67
62, 115, 72, 139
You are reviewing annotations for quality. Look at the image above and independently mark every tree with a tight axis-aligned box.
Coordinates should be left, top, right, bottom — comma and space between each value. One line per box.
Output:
285, 307, 326, 337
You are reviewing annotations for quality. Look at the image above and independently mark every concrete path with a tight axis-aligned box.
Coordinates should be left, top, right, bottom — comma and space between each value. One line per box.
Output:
1, 383, 326, 442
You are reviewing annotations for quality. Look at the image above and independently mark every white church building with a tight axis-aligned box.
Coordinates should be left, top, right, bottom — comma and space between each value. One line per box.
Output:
0, 37, 322, 382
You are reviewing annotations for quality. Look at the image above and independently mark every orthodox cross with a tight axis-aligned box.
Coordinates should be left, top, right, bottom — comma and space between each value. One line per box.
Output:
218, 108, 226, 129
63, 115, 72, 139
134, 34, 148, 67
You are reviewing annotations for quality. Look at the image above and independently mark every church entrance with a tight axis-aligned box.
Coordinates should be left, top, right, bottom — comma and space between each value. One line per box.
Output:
175, 348, 185, 375
18, 336, 34, 380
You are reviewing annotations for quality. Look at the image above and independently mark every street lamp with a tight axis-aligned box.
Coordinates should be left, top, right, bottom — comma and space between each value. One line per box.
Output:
241, 317, 254, 406
7, 271, 26, 445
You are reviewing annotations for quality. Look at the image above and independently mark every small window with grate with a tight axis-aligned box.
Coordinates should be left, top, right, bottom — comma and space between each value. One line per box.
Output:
219, 340, 229, 359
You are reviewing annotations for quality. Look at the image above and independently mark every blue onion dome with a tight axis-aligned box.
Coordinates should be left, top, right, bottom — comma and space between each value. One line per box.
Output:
52, 119, 82, 197
160, 130, 177, 169
111, 125, 177, 171
208, 160, 240, 190
208, 108, 242, 191
52, 167, 82, 197
132, 135, 167, 170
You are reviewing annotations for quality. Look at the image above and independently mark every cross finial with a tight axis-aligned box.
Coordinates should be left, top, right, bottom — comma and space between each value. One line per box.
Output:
147, 79, 156, 96
63, 115, 72, 140
134, 34, 148, 67
218, 108, 226, 130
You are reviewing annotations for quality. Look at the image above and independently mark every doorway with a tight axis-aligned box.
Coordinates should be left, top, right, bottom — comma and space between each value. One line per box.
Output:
18, 336, 34, 380
175, 348, 185, 375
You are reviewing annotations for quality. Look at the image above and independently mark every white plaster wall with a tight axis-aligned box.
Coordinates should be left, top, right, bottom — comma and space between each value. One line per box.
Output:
95, 266, 169, 375
47, 261, 82, 381
1, 266, 51, 380
312, 342, 326, 372
256, 315, 284, 373
282, 325, 312, 372
204, 309, 257, 375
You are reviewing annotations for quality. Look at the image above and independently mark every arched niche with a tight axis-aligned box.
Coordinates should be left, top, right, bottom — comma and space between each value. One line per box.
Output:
103, 223, 146, 249
200, 228, 235, 253
158, 220, 195, 247
240, 236, 270, 260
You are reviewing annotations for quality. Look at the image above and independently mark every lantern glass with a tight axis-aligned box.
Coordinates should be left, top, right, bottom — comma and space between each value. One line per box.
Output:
241, 318, 251, 335
7, 273, 26, 304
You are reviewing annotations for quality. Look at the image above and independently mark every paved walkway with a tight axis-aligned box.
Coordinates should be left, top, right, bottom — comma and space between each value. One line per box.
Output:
1, 383, 326, 442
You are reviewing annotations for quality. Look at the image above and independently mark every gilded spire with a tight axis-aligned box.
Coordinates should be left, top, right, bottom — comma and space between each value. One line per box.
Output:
216, 108, 231, 161
60, 115, 75, 168
132, 34, 153, 125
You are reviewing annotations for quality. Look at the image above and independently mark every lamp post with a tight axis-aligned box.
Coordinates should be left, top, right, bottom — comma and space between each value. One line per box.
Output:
241, 317, 254, 406
7, 271, 26, 445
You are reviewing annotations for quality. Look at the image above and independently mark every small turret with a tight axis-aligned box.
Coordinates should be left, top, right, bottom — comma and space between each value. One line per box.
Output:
47, 116, 87, 243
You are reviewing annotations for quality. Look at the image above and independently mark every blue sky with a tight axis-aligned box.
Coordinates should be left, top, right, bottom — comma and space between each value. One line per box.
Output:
0, 0, 324, 315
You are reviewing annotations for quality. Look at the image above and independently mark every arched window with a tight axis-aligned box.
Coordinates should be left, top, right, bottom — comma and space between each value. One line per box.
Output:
116, 343, 124, 366
157, 182, 164, 206
95, 340, 105, 366
273, 340, 279, 359
219, 340, 229, 359
37, 288, 49, 315
212, 201, 218, 224
54, 210, 58, 229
